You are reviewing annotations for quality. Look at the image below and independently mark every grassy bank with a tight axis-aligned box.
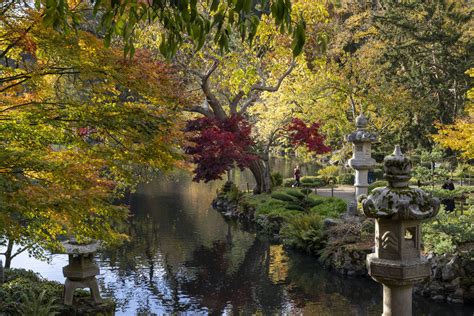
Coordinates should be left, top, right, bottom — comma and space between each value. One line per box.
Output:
216, 182, 348, 255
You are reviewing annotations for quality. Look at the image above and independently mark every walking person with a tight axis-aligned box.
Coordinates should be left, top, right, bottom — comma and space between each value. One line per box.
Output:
293, 165, 301, 187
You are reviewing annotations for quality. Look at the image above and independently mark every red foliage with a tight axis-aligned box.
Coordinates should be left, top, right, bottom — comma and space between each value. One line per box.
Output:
185, 115, 258, 182
287, 118, 331, 153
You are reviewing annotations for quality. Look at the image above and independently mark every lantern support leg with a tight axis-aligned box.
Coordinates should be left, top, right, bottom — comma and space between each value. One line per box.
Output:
63, 277, 102, 305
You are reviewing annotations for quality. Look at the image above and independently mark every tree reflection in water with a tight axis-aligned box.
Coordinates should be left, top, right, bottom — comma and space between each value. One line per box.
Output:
93, 172, 472, 315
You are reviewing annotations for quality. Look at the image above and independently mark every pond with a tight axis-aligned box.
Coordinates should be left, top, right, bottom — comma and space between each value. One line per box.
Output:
8, 160, 473, 315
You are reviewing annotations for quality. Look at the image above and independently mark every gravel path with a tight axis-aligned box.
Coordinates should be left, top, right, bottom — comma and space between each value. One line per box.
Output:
315, 185, 356, 203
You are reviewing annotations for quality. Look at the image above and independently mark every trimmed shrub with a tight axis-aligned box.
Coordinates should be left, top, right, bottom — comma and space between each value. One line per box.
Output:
300, 176, 325, 187
271, 192, 296, 202
286, 204, 306, 212
285, 189, 305, 199
426, 185, 474, 199
283, 178, 295, 187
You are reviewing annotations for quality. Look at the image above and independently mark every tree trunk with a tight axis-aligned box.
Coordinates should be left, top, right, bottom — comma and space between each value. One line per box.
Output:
4, 239, 13, 269
248, 159, 271, 194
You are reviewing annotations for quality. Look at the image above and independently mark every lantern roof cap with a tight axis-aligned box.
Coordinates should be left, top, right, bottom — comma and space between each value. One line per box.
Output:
61, 239, 100, 254
347, 112, 376, 143
384, 145, 412, 188
355, 112, 368, 128
361, 146, 439, 220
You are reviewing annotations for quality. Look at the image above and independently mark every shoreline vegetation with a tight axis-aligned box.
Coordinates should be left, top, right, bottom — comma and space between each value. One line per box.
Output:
0, 269, 115, 316
212, 180, 474, 305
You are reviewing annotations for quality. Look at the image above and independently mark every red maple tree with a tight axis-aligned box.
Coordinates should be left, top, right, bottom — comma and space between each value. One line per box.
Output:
185, 115, 258, 182
287, 118, 331, 153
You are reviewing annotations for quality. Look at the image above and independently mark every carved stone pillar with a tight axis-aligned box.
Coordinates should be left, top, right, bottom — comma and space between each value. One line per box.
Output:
361, 146, 439, 316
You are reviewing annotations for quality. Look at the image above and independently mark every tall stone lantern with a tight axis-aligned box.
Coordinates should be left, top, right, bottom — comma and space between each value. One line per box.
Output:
361, 146, 439, 316
347, 113, 377, 198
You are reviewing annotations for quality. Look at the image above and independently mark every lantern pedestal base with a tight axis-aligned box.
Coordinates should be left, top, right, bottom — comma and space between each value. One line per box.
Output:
64, 277, 102, 305
382, 284, 412, 316
367, 254, 430, 316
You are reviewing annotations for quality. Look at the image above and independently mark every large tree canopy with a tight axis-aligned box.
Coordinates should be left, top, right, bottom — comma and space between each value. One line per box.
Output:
30, 0, 306, 58
0, 4, 185, 266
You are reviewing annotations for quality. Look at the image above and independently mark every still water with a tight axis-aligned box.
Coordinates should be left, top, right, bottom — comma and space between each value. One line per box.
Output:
9, 160, 474, 315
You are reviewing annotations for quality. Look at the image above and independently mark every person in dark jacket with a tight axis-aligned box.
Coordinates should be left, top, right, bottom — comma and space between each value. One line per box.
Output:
293, 165, 301, 187
442, 178, 455, 213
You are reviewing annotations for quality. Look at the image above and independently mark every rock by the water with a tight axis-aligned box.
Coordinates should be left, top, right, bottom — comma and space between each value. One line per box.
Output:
432, 295, 445, 301
323, 218, 339, 229
442, 256, 461, 282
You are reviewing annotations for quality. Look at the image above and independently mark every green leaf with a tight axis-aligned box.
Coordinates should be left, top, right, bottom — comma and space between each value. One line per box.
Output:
291, 20, 305, 57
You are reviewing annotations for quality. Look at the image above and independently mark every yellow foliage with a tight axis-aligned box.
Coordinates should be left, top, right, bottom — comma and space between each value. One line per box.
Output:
433, 103, 474, 159
433, 68, 474, 159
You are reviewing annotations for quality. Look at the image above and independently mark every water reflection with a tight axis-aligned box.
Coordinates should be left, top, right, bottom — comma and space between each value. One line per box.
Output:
7, 161, 474, 315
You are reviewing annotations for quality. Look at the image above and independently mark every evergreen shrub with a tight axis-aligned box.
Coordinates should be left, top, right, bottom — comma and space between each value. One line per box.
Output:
271, 172, 284, 187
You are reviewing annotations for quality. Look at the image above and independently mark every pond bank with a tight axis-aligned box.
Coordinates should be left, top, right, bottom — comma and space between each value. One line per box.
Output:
212, 182, 474, 305
4, 171, 473, 314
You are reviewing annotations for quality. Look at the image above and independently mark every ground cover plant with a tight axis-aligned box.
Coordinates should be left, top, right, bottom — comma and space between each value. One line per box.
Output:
0, 269, 115, 315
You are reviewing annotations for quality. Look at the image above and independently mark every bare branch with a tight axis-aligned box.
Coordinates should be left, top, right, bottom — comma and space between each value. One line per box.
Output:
186, 104, 215, 118
250, 59, 296, 93
176, 55, 226, 119
0, 77, 29, 92
202, 55, 219, 81
235, 60, 296, 114
200, 58, 227, 119
238, 94, 259, 114
10, 246, 29, 260
0, 101, 64, 114
0, 23, 35, 59
229, 91, 245, 114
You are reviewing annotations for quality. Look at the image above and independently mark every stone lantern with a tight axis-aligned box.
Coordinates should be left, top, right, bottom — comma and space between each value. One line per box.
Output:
62, 240, 102, 305
347, 113, 377, 198
361, 146, 439, 316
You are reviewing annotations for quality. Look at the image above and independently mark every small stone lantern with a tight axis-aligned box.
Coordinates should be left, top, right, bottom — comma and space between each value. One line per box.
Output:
362, 146, 439, 316
62, 240, 102, 305
347, 113, 377, 198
